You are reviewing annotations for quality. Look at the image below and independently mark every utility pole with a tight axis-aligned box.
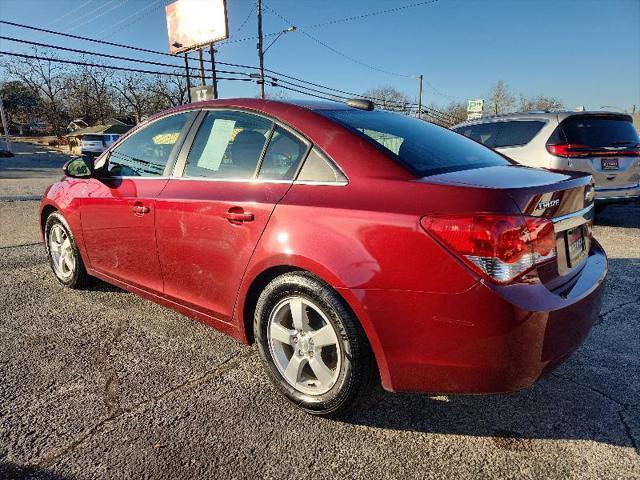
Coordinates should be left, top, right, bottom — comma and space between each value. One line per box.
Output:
209, 44, 218, 99
417, 75, 423, 119
257, 0, 265, 99
184, 53, 192, 103
0, 95, 11, 153
197, 49, 206, 86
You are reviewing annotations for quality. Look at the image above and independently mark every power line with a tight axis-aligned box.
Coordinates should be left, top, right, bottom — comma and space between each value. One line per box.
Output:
306, 0, 439, 29
45, 0, 95, 28
57, 0, 117, 31
261, 2, 410, 78
0, 50, 249, 82
95, 0, 167, 38
66, 0, 129, 34
234, 4, 256, 34
0, 36, 251, 77
219, 0, 439, 45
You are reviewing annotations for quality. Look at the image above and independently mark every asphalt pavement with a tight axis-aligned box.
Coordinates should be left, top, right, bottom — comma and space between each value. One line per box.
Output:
0, 142, 638, 479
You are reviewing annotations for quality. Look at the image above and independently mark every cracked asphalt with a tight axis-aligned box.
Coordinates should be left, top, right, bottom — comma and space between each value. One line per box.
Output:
1, 143, 639, 479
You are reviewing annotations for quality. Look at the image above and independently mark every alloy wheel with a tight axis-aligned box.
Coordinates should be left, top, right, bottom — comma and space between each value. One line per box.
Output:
267, 296, 342, 396
48, 224, 75, 281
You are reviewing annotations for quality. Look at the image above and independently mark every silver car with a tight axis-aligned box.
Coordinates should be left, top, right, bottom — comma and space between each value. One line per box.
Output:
452, 111, 640, 202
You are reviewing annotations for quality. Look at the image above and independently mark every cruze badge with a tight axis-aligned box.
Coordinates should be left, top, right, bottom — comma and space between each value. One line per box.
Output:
537, 199, 560, 210
585, 185, 596, 203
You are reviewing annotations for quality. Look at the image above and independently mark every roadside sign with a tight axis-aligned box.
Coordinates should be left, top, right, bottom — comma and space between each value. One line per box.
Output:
166, 0, 229, 54
467, 99, 484, 120
190, 85, 217, 102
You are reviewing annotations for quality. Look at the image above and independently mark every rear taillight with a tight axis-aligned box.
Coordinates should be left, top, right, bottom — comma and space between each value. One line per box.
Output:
420, 214, 556, 284
547, 143, 640, 157
546, 143, 590, 157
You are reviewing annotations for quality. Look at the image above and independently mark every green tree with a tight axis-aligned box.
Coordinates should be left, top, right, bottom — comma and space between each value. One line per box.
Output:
0, 80, 40, 134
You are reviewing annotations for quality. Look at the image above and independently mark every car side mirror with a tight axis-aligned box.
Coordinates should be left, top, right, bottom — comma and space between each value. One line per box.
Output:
63, 157, 93, 178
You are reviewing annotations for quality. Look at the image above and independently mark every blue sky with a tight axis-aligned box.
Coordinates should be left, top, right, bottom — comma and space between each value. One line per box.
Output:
1, 0, 639, 111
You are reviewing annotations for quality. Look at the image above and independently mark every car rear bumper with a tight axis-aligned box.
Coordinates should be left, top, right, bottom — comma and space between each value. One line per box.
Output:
354, 239, 607, 394
594, 183, 640, 201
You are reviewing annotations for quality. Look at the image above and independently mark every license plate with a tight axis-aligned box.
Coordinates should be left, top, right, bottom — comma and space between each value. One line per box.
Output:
566, 226, 586, 267
601, 158, 619, 170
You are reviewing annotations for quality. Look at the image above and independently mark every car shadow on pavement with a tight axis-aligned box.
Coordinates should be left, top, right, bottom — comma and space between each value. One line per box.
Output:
0, 462, 71, 480
341, 378, 636, 450
594, 202, 640, 228
85, 280, 127, 294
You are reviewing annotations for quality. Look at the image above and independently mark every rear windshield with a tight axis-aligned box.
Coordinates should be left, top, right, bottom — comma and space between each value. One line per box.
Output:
319, 109, 510, 176
81, 135, 105, 142
558, 115, 639, 148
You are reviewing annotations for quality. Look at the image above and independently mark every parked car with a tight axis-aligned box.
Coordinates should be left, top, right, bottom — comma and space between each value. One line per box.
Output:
40, 99, 607, 416
452, 111, 640, 204
80, 133, 121, 156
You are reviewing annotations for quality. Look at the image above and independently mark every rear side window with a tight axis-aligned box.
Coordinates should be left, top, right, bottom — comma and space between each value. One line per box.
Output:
455, 123, 500, 148
557, 115, 639, 148
494, 121, 545, 147
185, 111, 272, 180
257, 126, 307, 180
321, 109, 509, 177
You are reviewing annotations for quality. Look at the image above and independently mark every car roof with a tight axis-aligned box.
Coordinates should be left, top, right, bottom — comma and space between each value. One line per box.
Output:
452, 110, 632, 129
165, 98, 354, 114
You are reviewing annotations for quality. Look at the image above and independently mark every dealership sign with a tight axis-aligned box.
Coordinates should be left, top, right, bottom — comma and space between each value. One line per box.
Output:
467, 99, 484, 120
166, 0, 229, 54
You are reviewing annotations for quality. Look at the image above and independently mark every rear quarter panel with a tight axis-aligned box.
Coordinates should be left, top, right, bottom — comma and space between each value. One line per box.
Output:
235, 176, 524, 386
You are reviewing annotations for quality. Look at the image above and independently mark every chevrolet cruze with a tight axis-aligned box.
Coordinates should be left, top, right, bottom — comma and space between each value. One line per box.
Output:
39, 98, 607, 416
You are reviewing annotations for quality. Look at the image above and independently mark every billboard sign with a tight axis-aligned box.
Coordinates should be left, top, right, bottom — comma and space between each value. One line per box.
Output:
166, 0, 229, 54
467, 99, 484, 120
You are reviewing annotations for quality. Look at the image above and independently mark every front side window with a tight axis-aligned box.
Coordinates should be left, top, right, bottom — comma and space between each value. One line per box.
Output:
107, 112, 190, 177
185, 111, 272, 179
257, 126, 307, 180
321, 109, 509, 177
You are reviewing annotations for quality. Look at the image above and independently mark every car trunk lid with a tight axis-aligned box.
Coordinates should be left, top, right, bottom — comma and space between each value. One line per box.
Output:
424, 165, 595, 288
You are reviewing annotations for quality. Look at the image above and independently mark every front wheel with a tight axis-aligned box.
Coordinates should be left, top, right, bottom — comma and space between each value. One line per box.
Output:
254, 272, 374, 417
45, 212, 91, 289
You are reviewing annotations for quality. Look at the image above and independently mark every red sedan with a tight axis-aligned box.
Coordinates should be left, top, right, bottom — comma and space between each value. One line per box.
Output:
39, 98, 607, 416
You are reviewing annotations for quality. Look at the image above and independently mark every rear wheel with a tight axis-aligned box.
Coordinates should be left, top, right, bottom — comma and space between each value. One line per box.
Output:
45, 212, 91, 289
254, 272, 374, 417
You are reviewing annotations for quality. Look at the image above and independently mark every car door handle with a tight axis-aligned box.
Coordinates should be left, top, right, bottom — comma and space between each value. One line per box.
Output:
223, 209, 254, 223
132, 204, 150, 215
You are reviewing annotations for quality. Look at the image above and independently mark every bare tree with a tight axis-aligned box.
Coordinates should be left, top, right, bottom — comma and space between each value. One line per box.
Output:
147, 73, 188, 110
1, 49, 69, 135
64, 62, 116, 125
363, 85, 412, 112
441, 101, 467, 124
113, 73, 153, 124
487, 80, 515, 115
519, 94, 564, 112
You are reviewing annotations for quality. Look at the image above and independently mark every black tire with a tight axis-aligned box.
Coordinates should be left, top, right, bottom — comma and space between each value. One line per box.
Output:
44, 211, 92, 289
254, 272, 374, 417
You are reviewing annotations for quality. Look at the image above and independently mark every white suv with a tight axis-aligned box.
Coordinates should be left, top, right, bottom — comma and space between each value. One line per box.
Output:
80, 134, 120, 156
453, 112, 640, 202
